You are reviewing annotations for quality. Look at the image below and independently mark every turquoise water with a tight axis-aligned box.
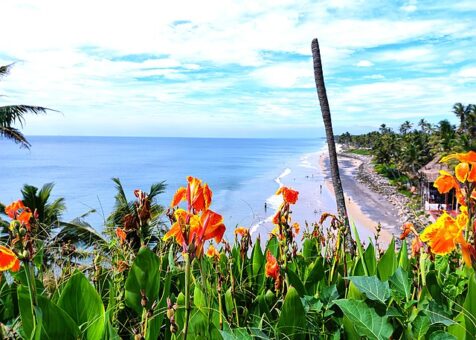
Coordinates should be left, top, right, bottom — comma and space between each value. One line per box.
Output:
0, 136, 324, 236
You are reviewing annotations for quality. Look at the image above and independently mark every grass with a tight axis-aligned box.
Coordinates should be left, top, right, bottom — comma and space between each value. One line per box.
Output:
347, 148, 372, 156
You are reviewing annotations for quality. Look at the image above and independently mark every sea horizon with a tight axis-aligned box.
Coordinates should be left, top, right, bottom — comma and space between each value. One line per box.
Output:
0, 136, 326, 239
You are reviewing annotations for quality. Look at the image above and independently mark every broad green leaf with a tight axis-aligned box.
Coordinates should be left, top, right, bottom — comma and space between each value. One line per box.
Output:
425, 301, 456, 326
302, 239, 318, 261
18, 286, 80, 339
320, 284, 339, 307
348, 276, 390, 304
412, 314, 430, 339
335, 299, 393, 340
363, 242, 377, 275
304, 257, 324, 290
220, 328, 253, 339
428, 330, 457, 340
286, 268, 305, 296
397, 239, 409, 272
125, 247, 161, 314
377, 238, 396, 281
426, 271, 444, 305
251, 240, 265, 291
448, 312, 466, 339
389, 268, 411, 302
265, 236, 279, 258
277, 286, 306, 340
463, 273, 476, 338
58, 271, 105, 339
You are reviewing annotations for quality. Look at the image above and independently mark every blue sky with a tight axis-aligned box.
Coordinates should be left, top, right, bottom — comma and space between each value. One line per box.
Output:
0, 0, 475, 138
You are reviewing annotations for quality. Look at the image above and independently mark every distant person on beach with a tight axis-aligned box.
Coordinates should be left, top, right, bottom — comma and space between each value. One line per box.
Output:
320, 184, 322, 194
264, 202, 267, 212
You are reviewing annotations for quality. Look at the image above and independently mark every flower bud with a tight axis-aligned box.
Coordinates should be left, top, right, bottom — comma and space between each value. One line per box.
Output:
19, 227, 27, 236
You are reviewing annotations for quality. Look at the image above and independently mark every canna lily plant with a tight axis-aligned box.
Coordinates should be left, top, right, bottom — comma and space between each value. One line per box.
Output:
420, 151, 476, 268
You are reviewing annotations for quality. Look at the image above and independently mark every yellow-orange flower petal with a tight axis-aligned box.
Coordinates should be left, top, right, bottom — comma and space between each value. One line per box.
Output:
420, 212, 463, 255
433, 170, 457, 194
460, 239, 473, 268
203, 184, 212, 211
265, 250, 279, 280
200, 210, 226, 244
234, 226, 249, 236
455, 162, 469, 183
0, 246, 19, 272
293, 222, 300, 235
171, 187, 187, 207
276, 187, 299, 204
400, 222, 414, 240
468, 164, 476, 182
440, 151, 476, 163
187, 176, 206, 212
206, 245, 220, 258
115, 228, 127, 244
4, 200, 26, 219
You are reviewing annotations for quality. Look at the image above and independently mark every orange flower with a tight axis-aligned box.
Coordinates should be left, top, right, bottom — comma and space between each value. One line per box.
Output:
420, 213, 458, 255
420, 209, 467, 256
4, 200, 32, 228
434, 170, 457, 194
468, 163, 476, 182
440, 151, 476, 163
170, 176, 212, 212
265, 250, 279, 280
163, 208, 225, 257
455, 162, 470, 183
0, 245, 20, 272
276, 187, 299, 204
234, 226, 249, 236
5, 200, 25, 219
400, 222, 417, 240
206, 244, 220, 258
292, 222, 300, 235
116, 227, 127, 244
411, 238, 424, 257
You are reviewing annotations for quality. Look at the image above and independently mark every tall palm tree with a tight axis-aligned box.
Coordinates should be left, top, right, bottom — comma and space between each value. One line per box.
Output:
452, 102, 470, 132
1, 63, 50, 149
311, 38, 353, 254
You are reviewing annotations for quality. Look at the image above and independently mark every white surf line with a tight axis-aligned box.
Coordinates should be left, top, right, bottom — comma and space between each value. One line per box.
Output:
250, 168, 291, 235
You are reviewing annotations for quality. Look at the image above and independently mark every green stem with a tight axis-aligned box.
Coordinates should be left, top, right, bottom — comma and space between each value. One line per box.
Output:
183, 254, 191, 340
24, 261, 37, 333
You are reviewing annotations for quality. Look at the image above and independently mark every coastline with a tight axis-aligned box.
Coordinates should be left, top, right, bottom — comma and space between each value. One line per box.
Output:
249, 143, 400, 247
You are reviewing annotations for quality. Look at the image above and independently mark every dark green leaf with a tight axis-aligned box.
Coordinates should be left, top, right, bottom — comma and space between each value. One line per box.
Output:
377, 238, 396, 281
125, 247, 161, 314
389, 267, 411, 301
335, 299, 394, 340
347, 276, 390, 304
277, 286, 306, 340
58, 271, 105, 339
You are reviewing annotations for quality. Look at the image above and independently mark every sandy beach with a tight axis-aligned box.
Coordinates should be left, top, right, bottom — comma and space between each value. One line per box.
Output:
250, 144, 400, 247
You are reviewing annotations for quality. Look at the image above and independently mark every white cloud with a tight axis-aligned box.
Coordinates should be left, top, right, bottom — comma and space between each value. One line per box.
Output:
356, 60, 373, 67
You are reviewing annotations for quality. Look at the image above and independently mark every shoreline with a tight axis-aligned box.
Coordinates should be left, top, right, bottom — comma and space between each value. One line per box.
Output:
249, 143, 400, 247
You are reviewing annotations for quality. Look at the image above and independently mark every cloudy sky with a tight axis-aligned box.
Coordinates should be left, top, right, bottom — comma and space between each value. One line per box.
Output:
0, 0, 475, 138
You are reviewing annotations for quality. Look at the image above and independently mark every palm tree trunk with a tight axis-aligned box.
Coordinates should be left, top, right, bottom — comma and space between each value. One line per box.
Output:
311, 38, 354, 255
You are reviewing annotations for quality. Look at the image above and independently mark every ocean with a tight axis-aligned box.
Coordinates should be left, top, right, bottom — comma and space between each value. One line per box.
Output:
0, 136, 325, 238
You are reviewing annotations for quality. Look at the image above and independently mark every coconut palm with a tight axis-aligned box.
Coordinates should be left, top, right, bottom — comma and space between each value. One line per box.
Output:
107, 178, 166, 250
1, 63, 50, 149
0, 183, 105, 260
452, 102, 470, 132
311, 38, 353, 254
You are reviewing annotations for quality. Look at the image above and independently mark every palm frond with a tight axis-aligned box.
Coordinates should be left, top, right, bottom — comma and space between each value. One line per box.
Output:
0, 63, 14, 79
53, 218, 106, 248
0, 126, 31, 148
149, 181, 167, 200
0, 105, 51, 128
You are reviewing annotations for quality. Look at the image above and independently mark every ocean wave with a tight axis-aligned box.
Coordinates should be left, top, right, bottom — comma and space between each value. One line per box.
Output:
250, 167, 291, 235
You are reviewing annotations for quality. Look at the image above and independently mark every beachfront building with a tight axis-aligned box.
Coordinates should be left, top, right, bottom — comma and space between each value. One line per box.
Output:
418, 156, 457, 214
